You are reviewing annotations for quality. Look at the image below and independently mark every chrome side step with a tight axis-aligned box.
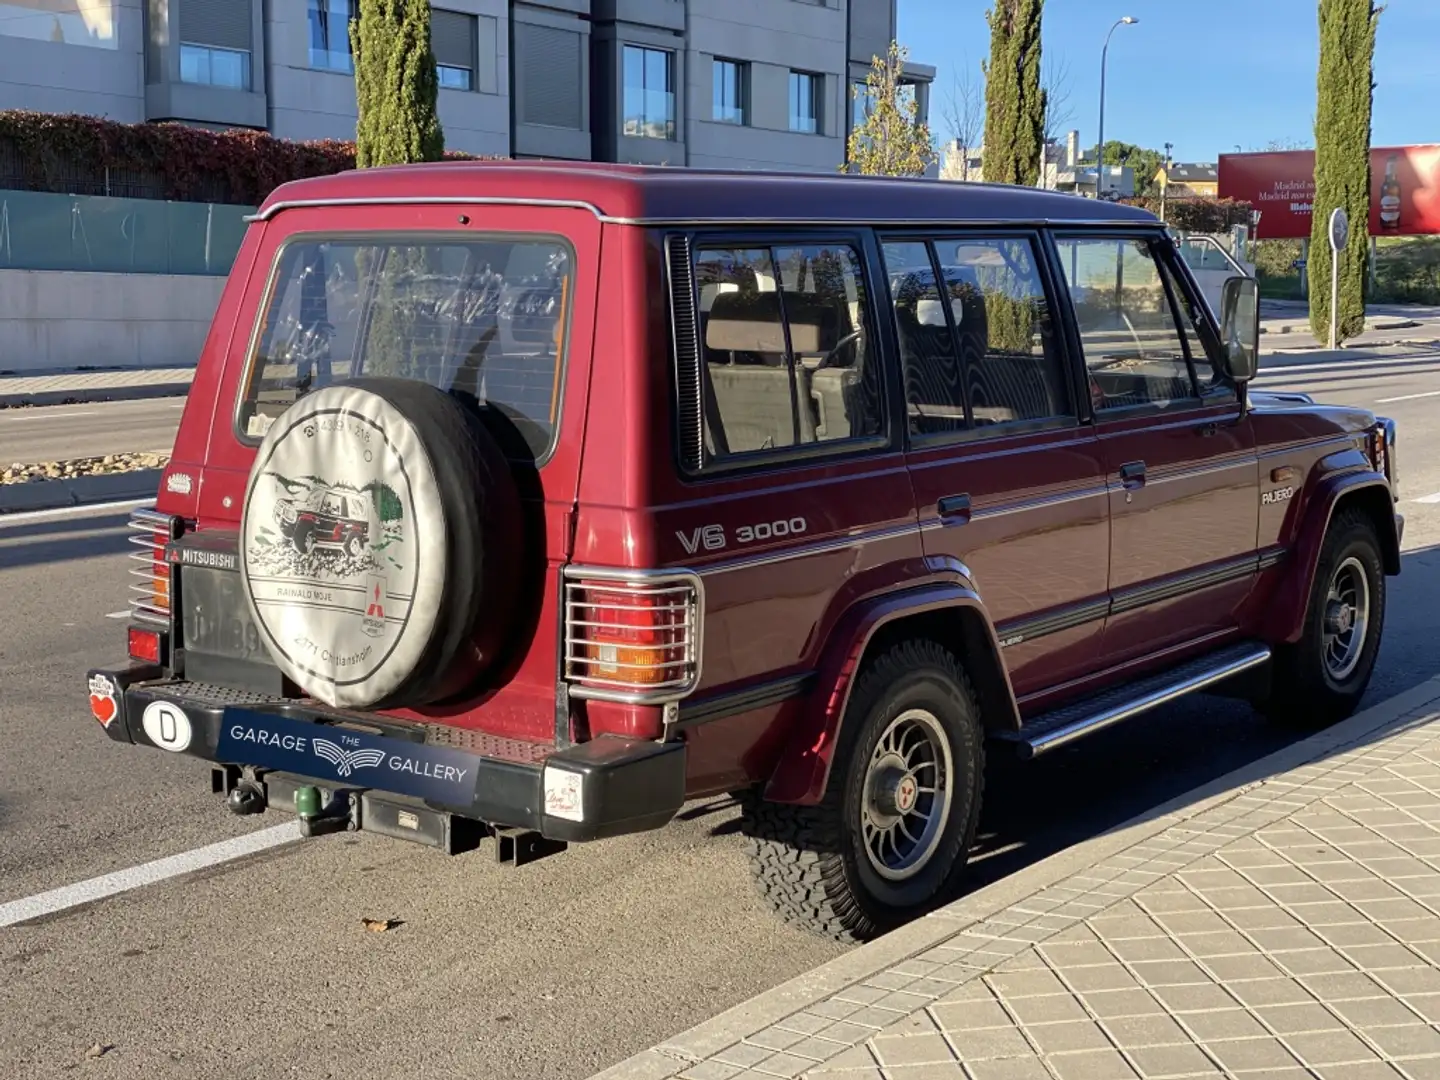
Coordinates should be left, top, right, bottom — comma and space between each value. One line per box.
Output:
1002, 642, 1272, 760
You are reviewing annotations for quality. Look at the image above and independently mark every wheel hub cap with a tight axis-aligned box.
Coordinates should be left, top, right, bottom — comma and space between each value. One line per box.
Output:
1322, 556, 1371, 682
860, 710, 955, 883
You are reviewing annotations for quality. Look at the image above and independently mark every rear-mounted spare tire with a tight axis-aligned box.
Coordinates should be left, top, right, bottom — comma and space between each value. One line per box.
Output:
240, 379, 522, 710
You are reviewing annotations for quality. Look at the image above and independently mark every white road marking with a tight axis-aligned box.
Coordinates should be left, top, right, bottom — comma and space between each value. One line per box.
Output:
1260, 354, 1440, 377
0, 823, 301, 928
0, 410, 99, 423
0, 497, 151, 527
1375, 390, 1440, 404
1412, 492, 1440, 505
104, 610, 132, 619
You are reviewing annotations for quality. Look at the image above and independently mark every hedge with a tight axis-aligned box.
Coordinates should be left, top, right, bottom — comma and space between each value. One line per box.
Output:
1117, 195, 1255, 233
0, 110, 496, 206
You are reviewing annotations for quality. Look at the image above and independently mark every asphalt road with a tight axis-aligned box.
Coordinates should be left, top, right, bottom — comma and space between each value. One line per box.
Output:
1, 347, 1439, 1080
0, 398, 184, 466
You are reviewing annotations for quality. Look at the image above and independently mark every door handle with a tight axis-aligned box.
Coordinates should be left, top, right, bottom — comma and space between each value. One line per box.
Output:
1119, 461, 1146, 489
937, 493, 972, 523
1197, 421, 1218, 438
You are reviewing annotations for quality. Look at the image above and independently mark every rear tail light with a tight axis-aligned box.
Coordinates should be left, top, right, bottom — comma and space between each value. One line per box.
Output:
127, 507, 176, 628
563, 569, 703, 702
128, 627, 161, 664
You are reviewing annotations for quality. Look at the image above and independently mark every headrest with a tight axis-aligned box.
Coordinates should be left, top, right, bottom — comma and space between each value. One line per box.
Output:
706, 290, 827, 354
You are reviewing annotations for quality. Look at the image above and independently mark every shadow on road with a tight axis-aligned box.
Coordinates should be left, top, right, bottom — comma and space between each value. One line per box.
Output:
0, 511, 130, 570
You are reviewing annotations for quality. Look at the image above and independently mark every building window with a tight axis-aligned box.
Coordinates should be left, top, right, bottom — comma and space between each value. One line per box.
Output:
713, 58, 746, 125
432, 9, 477, 92
623, 45, 675, 140
851, 82, 872, 130
308, 0, 355, 73
789, 71, 821, 134
180, 43, 251, 90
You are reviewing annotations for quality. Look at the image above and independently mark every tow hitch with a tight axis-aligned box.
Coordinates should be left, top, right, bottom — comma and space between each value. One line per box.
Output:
209, 765, 568, 864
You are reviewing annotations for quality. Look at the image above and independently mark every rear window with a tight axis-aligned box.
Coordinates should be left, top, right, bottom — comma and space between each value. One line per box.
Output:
238, 234, 573, 461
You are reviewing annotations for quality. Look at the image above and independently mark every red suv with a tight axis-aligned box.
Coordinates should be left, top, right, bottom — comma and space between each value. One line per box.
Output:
88, 164, 1402, 941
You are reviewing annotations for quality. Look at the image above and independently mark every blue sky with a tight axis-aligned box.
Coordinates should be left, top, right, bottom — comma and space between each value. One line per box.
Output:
898, 0, 1440, 162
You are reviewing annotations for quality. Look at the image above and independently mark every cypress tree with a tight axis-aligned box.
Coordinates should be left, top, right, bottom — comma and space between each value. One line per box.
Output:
1309, 0, 1380, 343
982, 0, 1046, 186
352, 0, 445, 167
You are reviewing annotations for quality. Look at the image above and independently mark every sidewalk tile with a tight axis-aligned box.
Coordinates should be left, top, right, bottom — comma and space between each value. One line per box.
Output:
814, 1021, 881, 1046
1199, 953, 1286, 983
1206, 1036, 1304, 1071
1372, 967, 1440, 995
929, 1000, 1012, 1032
805, 1044, 876, 1070
1228, 978, 1317, 1009
1100, 1013, 1189, 1048
1124, 1042, 1216, 1077
1108, 938, 1188, 964
1328, 997, 1427, 1028
1339, 944, 1430, 970
1000, 994, 1087, 1026
1402, 994, 1440, 1022
748, 1051, 811, 1078
987, 970, 1069, 999
883, 1065, 967, 1079
869, 1032, 956, 1066
1045, 1048, 1139, 1080
1273, 948, 1360, 977
942, 1025, 1033, 1060
1060, 964, 1139, 994
780, 1037, 854, 1063
1255, 1002, 1348, 1035
1177, 1009, 1268, 1042
1285, 1028, 1381, 1067
747, 1029, 807, 1052
1074, 988, 1165, 1020
1362, 1025, 1440, 1058
1022, 1020, 1110, 1054
1128, 959, 1211, 987
679, 1064, 745, 1080
1150, 983, 1237, 1013
964, 1059, 1052, 1080
775, 1013, 834, 1038
1311, 1063, 1407, 1080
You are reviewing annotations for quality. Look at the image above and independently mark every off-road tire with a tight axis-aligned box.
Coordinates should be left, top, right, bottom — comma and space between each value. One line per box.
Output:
740, 640, 985, 943
1264, 508, 1386, 727
293, 523, 315, 556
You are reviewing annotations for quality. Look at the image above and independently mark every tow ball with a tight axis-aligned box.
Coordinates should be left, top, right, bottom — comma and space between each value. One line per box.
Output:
292, 784, 356, 838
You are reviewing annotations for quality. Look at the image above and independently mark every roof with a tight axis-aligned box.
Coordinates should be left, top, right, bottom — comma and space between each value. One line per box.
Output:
1160, 163, 1219, 183
255, 161, 1159, 227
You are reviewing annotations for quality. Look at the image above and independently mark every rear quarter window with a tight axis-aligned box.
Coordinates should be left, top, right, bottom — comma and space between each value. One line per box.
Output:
237, 234, 573, 462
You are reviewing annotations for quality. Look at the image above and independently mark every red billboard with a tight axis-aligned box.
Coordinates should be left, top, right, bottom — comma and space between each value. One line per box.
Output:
1218, 145, 1440, 239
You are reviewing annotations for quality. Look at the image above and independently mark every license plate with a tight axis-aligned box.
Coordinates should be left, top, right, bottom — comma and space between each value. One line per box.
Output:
182, 566, 270, 664
218, 709, 482, 805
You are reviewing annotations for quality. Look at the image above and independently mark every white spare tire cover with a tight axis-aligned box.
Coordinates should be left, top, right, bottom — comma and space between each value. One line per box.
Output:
240, 384, 447, 708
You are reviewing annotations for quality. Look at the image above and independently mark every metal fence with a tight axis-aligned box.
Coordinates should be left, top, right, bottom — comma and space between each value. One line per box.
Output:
0, 188, 253, 276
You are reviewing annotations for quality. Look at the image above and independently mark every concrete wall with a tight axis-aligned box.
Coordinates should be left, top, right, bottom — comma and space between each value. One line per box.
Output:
0, 0, 145, 122
0, 270, 224, 373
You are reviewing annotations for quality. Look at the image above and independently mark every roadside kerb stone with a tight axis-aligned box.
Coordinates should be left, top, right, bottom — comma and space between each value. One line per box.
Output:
0, 366, 194, 408
0, 470, 163, 514
590, 675, 1440, 1080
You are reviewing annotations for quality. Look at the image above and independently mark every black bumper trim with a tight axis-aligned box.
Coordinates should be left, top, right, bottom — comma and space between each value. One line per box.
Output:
90, 671, 685, 844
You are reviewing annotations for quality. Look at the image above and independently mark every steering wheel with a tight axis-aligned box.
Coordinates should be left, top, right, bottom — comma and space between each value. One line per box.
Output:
813, 328, 865, 369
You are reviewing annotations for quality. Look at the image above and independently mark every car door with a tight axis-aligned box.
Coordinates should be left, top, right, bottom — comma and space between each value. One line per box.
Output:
1051, 231, 1257, 667
882, 232, 1109, 700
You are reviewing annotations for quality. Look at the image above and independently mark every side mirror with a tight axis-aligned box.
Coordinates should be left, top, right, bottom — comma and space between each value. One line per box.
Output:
1219, 275, 1260, 382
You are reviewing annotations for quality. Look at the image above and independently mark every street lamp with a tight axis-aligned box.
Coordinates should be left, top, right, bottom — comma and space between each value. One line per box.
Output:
1096, 16, 1138, 198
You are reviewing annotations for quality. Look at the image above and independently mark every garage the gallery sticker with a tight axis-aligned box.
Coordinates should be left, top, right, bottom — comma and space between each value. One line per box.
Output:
218, 710, 480, 804
239, 385, 446, 708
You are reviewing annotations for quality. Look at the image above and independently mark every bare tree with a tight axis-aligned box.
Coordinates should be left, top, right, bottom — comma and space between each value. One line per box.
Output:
941, 64, 984, 179
1040, 53, 1075, 148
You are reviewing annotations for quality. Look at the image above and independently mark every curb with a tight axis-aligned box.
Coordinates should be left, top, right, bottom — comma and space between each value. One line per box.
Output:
0, 470, 162, 514
589, 674, 1440, 1080
0, 382, 192, 408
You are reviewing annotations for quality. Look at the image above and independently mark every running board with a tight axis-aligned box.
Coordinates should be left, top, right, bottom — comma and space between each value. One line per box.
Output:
1001, 642, 1272, 760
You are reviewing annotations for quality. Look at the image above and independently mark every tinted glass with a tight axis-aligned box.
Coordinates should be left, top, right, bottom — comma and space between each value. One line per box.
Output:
884, 241, 965, 435
884, 237, 1072, 435
695, 242, 880, 461
241, 236, 573, 461
623, 45, 675, 139
1056, 237, 1197, 410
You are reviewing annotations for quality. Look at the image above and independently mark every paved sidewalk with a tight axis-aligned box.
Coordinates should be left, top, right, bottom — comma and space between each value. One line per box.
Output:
594, 677, 1440, 1080
0, 367, 193, 407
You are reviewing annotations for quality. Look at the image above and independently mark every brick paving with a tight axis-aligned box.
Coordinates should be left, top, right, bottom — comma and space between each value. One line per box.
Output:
597, 680, 1440, 1080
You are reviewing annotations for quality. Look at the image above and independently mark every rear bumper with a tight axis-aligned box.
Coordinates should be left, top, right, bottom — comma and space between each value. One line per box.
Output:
85, 665, 685, 844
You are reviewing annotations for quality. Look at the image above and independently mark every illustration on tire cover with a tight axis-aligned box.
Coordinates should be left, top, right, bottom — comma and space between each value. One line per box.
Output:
240, 385, 447, 708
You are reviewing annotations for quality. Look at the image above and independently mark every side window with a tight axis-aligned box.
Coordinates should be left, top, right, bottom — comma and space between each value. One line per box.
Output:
1055, 236, 1198, 411
1157, 255, 1228, 397
883, 241, 965, 435
882, 235, 1073, 437
695, 242, 881, 462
